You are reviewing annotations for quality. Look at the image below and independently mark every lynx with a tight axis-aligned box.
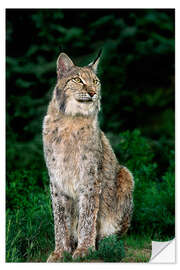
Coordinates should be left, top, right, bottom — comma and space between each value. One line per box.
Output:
43, 52, 134, 262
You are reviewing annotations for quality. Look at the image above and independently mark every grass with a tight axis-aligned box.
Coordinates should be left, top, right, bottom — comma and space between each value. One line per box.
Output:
32, 234, 151, 263
121, 234, 151, 262
61, 234, 152, 263
6, 192, 54, 262
26, 234, 151, 263
6, 185, 151, 263
6, 204, 152, 263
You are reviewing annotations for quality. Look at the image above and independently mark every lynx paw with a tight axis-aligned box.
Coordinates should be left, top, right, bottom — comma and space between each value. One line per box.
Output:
47, 249, 68, 262
72, 246, 94, 259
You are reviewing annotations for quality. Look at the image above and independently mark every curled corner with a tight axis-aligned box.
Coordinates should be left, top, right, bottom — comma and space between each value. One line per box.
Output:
150, 239, 175, 263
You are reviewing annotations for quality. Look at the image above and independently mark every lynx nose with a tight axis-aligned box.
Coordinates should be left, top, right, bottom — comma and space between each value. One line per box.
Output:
88, 91, 96, 97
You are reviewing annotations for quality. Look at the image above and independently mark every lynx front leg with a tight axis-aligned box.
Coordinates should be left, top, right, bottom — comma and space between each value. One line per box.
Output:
47, 182, 72, 262
73, 184, 100, 259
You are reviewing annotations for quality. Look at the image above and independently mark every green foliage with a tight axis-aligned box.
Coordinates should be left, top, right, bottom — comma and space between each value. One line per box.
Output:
108, 129, 175, 239
62, 235, 125, 262
6, 167, 52, 262
6, 193, 53, 262
6, 168, 48, 210
96, 235, 125, 262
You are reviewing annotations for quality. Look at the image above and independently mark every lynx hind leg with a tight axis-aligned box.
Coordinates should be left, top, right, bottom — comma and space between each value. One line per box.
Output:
116, 166, 134, 236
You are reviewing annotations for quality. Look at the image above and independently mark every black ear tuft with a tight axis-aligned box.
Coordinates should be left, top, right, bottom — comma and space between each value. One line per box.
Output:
93, 49, 102, 64
57, 53, 74, 79
88, 49, 102, 73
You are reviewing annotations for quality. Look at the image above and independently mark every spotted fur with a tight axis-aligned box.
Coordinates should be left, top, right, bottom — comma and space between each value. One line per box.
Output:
43, 53, 134, 262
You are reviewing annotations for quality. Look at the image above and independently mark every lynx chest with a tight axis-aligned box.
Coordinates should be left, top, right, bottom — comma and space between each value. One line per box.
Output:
43, 115, 101, 198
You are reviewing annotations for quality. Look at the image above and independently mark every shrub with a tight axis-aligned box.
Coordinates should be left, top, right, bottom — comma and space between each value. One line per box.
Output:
6, 168, 48, 210
62, 234, 125, 262
108, 129, 175, 239
96, 235, 125, 262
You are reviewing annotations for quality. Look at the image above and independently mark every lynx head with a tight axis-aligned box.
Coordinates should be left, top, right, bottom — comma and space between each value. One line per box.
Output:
54, 52, 101, 117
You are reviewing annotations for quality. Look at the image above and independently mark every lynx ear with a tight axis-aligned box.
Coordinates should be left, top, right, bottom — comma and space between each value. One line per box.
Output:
57, 53, 74, 79
88, 49, 102, 73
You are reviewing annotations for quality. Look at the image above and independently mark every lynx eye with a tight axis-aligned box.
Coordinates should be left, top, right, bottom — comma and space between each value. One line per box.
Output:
73, 77, 82, 83
93, 79, 99, 85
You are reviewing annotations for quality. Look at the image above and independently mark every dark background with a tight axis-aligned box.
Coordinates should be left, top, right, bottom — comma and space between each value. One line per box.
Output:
6, 9, 175, 262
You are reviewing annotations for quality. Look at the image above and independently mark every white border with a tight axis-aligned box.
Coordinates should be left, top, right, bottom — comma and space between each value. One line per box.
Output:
1, 2, 179, 269
0, 6, 5, 266
0, 0, 178, 9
